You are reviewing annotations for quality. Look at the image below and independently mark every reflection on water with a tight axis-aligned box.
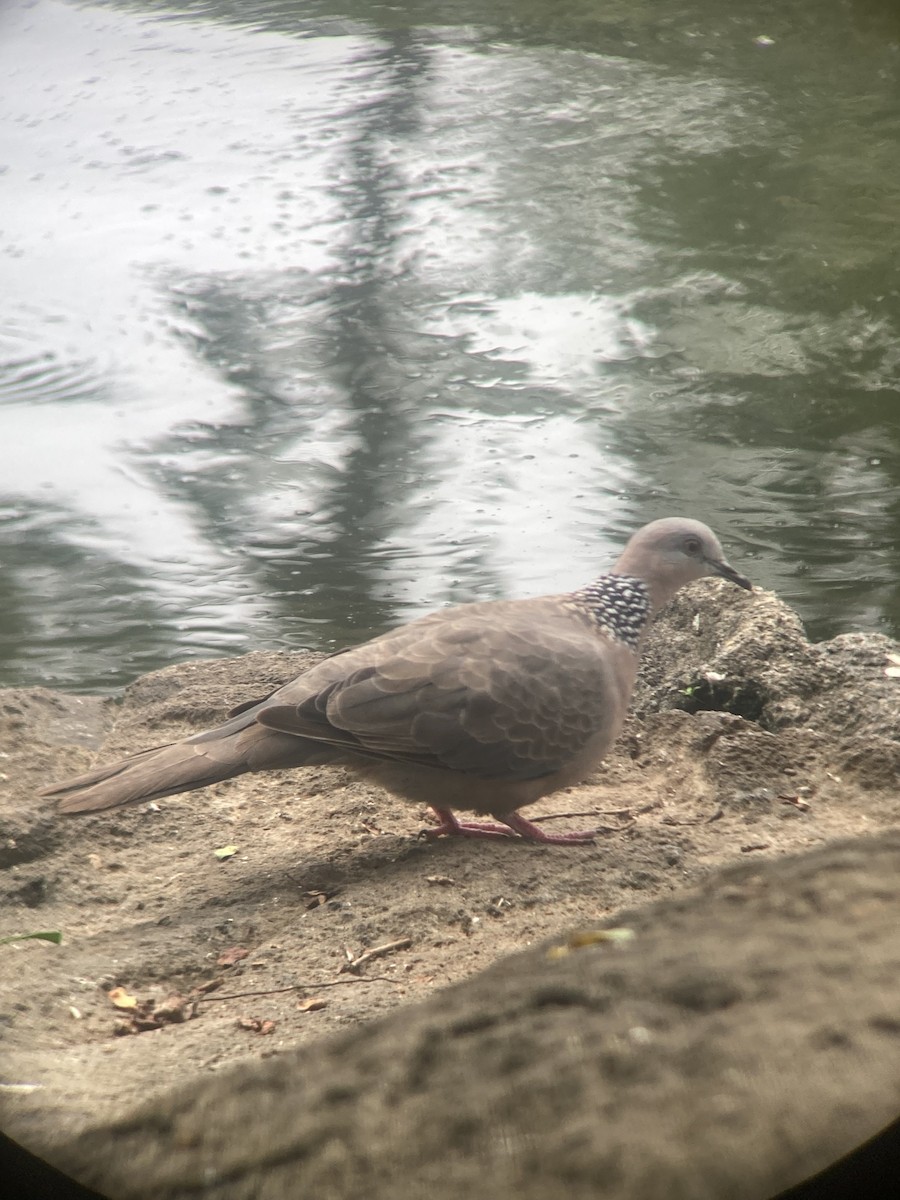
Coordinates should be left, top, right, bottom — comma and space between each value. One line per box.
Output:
1, 0, 899, 692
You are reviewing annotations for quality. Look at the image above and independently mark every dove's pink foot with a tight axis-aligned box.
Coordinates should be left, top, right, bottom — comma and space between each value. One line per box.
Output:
423, 807, 596, 844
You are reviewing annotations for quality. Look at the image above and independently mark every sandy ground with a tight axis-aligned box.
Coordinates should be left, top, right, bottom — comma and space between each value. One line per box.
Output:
1, 580, 898, 1198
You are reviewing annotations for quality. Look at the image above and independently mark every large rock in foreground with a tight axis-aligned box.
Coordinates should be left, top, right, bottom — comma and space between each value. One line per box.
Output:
52, 831, 900, 1200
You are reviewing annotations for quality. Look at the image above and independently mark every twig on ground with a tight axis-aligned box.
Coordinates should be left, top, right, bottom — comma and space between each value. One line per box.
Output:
340, 936, 413, 974
530, 807, 646, 824
196, 976, 397, 1003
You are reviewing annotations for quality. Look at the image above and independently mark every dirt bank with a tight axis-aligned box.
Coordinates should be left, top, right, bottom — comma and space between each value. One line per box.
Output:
1, 580, 898, 1197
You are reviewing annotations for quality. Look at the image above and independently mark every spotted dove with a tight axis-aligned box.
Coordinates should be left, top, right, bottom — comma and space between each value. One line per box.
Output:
42, 518, 751, 843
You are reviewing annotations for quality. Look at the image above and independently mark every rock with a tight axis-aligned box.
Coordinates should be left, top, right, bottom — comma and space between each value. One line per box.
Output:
47, 832, 900, 1200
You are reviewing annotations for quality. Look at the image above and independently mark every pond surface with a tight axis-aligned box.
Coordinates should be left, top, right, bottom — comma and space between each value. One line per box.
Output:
2, 0, 900, 692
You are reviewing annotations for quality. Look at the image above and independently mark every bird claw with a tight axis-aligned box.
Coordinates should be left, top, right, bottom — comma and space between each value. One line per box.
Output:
423, 808, 597, 845
420, 812, 516, 841
500, 811, 598, 844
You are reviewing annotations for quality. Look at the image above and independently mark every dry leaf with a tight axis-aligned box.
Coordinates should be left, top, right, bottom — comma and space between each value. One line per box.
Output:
216, 946, 250, 967
108, 985, 201, 1034
236, 1016, 277, 1035
153, 993, 195, 1024
214, 845, 238, 860
107, 986, 139, 1010
780, 794, 811, 812
132, 1015, 165, 1033
546, 927, 635, 959
297, 997, 327, 1013
193, 978, 224, 995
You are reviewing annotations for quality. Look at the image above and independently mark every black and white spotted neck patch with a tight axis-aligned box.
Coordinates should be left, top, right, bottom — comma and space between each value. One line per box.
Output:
571, 573, 651, 649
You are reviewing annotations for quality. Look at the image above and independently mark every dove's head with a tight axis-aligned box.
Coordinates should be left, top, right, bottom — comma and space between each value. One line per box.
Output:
612, 517, 751, 612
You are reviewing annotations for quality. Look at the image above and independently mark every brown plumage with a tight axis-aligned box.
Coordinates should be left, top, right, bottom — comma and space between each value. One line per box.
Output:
42, 518, 751, 843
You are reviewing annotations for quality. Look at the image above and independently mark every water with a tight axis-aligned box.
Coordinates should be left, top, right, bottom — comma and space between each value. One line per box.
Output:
2, 0, 899, 693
